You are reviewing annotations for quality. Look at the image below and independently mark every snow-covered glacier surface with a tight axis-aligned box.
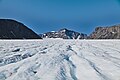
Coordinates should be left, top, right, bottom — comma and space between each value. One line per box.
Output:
0, 39, 120, 80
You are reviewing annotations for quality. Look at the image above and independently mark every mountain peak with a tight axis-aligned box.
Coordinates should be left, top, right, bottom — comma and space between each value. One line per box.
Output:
89, 24, 120, 39
59, 28, 68, 31
41, 28, 87, 39
0, 19, 41, 39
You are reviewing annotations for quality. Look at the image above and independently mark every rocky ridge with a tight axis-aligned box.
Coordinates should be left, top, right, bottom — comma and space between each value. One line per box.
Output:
1, 19, 120, 39
41, 28, 87, 39
0, 19, 41, 39
89, 25, 120, 39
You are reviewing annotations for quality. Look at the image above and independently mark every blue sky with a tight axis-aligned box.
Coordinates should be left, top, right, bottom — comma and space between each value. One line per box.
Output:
0, 0, 120, 34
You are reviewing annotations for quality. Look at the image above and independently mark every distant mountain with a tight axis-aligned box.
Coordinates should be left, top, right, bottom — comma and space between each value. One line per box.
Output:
0, 19, 41, 39
89, 25, 120, 39
40, 28, 87, 39
1, 19, 120, 39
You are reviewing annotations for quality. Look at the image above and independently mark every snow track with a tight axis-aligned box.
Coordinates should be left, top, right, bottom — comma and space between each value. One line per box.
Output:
0, 39, 120, 80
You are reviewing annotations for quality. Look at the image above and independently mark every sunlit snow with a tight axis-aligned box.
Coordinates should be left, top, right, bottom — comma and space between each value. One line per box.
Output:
0, 39, 120, 80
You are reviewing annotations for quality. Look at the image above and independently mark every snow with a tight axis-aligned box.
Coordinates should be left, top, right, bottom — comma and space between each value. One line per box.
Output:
51, 31, 55, 32
112, 32, 115, 34
43, 34, 46, 36
0, 39, 120, 80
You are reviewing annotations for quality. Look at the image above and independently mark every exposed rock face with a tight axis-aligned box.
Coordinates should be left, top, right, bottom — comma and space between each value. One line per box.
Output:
89, 25, 120, 39
0, 19, 41, 39
41, 28, 87, 39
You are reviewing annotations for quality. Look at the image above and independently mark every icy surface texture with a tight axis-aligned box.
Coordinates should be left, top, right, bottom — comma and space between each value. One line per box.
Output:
0, 39, 120, 80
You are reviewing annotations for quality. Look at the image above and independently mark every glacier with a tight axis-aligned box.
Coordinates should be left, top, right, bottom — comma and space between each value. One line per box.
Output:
0, 39, 120, 80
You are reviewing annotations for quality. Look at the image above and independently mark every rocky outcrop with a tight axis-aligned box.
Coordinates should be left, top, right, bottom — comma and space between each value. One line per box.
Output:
41, 28, 87, 39
0, 19, 41, 39
89, 25, 120, 39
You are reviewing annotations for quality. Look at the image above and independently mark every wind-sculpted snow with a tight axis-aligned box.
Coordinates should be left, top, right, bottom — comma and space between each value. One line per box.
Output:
0, 39, 120, 80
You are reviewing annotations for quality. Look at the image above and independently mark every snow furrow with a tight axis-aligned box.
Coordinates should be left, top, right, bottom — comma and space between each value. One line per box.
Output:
0, 40, 120, 80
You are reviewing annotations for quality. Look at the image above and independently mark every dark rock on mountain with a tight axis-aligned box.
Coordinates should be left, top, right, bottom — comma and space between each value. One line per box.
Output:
89, 25, 120, 39
41, 28, 87, 39
0, 19, 41, 39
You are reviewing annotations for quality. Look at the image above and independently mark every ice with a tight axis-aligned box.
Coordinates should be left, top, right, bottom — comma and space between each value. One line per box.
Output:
0, 39, 120, 80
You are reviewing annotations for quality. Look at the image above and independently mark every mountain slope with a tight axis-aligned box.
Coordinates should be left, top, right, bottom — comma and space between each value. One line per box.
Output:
0, 39, 120, 80
0, 19, 41, 39
89, 25, 120, 39
41, 28, 87, 39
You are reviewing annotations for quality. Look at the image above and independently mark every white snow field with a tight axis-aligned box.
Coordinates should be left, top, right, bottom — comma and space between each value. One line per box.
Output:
0, 39, 120, 80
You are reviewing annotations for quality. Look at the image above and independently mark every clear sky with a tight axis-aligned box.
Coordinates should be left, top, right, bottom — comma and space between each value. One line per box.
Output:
0, 0, 120, 34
